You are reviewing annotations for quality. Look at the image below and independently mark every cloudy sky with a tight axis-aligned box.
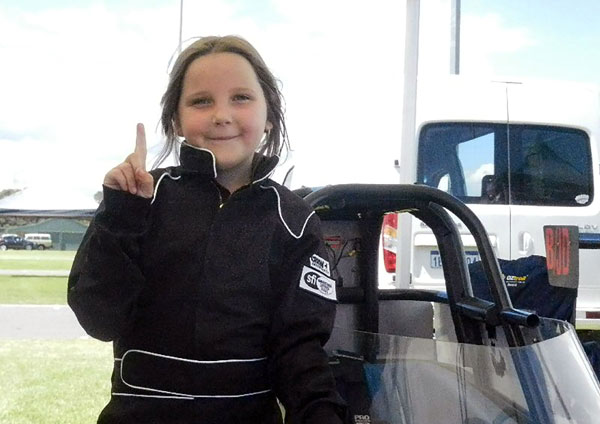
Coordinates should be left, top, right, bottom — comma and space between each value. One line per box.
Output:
1, 0, 599, 208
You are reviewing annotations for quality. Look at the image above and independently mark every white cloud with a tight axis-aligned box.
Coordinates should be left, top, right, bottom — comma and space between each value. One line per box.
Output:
0, 185, 100, 209
1, 0, 542, 208
0, 3, 179, 195
0, 0, 449, 201
417, 4, 538, 77
466, 162, 494, 195
460, 12, 538, 76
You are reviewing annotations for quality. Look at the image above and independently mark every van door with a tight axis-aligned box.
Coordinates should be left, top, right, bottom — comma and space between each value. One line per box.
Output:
506, 124, 594, 256
506, 84, 600, 323
413, 122, 511, 288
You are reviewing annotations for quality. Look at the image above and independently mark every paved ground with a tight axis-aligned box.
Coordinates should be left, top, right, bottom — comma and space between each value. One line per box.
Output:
0, 263, 86, 339
0, 304, 87, 339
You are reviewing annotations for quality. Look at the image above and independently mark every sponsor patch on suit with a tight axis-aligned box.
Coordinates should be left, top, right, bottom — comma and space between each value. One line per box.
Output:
309, 254, 331, 276
299, 266, 336, 301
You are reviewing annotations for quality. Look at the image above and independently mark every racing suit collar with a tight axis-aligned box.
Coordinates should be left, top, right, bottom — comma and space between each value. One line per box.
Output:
179, 142, 218, 178
250, 154, 279, 184
179, 141, 279, 183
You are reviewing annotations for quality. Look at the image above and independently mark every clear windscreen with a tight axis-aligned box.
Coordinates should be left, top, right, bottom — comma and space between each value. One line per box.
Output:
326, 318, 600, 424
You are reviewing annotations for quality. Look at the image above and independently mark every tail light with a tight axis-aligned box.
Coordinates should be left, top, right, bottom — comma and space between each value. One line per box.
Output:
382, 213, 398, 273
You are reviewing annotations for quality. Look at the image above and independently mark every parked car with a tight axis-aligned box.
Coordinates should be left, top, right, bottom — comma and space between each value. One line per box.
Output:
0, 235, 35, 250
24, 233, 53, 250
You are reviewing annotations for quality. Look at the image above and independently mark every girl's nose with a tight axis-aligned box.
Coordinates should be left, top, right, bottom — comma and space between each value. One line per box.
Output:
212, 107, 232, 126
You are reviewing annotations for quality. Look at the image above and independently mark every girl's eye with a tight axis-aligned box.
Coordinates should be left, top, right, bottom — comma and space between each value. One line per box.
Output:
191, 98, 211, 106
232, 94, 252, 102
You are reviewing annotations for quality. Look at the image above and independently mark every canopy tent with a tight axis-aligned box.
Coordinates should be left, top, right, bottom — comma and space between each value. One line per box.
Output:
0, 209, 95, 218
2, 217, 90, 250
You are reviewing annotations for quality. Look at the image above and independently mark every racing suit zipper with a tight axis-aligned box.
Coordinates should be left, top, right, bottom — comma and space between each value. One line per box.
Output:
216, 182, 251, 209
212, 181, 227, 209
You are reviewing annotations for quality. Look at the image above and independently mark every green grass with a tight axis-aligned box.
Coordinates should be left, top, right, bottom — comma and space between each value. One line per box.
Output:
0, 339, 113, 424
0, 250, 75, 271
0, 276, 68, 304
0, 251, 74, 304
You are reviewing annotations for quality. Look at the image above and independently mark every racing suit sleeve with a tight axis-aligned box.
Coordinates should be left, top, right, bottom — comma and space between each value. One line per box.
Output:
67, 185, 151, 342
268, 214, 346, 424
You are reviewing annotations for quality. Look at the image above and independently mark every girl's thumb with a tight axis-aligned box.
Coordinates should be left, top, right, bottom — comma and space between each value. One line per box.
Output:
136, 169, 154, 199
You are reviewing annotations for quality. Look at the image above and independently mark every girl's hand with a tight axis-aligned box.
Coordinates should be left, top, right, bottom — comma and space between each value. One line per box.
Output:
103, 123, 154, 198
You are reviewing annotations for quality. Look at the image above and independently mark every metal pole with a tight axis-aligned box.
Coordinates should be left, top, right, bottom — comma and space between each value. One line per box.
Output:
395, 0, 420, 289
450, 0, 461, 74
397, 0, 420, 186
178, 0, 184, 55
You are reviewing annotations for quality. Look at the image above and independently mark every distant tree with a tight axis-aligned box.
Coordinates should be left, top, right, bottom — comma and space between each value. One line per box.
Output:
94, 191, 103, 204
0, 188, 22, 200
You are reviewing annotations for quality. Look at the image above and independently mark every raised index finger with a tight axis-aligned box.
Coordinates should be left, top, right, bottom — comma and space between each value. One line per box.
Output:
134, 122, 147, 171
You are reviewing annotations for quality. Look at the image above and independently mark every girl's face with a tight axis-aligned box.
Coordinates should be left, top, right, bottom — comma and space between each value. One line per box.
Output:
176, 52, 272, 178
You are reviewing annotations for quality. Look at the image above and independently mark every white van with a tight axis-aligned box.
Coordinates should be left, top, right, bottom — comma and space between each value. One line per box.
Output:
24, 233, 53, 250
383, 76, 600, 330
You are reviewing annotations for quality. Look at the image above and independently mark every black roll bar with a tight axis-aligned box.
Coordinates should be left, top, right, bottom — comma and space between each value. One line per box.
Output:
305, 184, 538, 347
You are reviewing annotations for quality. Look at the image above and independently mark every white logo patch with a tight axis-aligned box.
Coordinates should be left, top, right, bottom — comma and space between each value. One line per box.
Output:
299, 266, 337, 301
309, 254, 331, 276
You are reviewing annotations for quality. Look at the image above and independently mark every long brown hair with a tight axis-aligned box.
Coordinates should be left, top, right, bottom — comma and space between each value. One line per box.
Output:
155, 35, 288, 167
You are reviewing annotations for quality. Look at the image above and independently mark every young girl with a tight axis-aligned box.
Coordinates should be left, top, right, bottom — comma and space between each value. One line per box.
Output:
68, 35, 346, 424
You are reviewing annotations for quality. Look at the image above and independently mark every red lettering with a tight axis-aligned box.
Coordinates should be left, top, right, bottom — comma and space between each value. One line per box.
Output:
559, 227, 570, 275
545, 227, 555, 273
545, 227, 571, 277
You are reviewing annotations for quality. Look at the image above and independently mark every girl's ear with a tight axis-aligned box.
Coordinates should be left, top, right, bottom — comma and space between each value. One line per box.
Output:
265, 121, 273, 132
174, 117, 183, 137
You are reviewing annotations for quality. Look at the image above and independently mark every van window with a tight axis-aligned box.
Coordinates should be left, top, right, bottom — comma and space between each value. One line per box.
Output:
510, 126, 592, 205
418, 123, 508, 203
417, 123, 593, 206
457, 132, 495, 197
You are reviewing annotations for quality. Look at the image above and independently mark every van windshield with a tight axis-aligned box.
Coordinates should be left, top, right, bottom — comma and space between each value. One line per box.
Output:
417, 123, 593, 206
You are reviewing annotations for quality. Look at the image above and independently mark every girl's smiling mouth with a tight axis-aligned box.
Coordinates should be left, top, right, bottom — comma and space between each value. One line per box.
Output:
207, 135, 239, 141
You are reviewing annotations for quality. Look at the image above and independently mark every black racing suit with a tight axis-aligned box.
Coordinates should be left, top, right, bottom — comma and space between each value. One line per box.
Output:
68, 144, 346, 424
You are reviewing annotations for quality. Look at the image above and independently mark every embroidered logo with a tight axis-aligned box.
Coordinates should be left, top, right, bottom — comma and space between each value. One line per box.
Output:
299, 266, 336, 301
505, 275, 527, 288
354, 415, 371, 424
309, 254, 331, 276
